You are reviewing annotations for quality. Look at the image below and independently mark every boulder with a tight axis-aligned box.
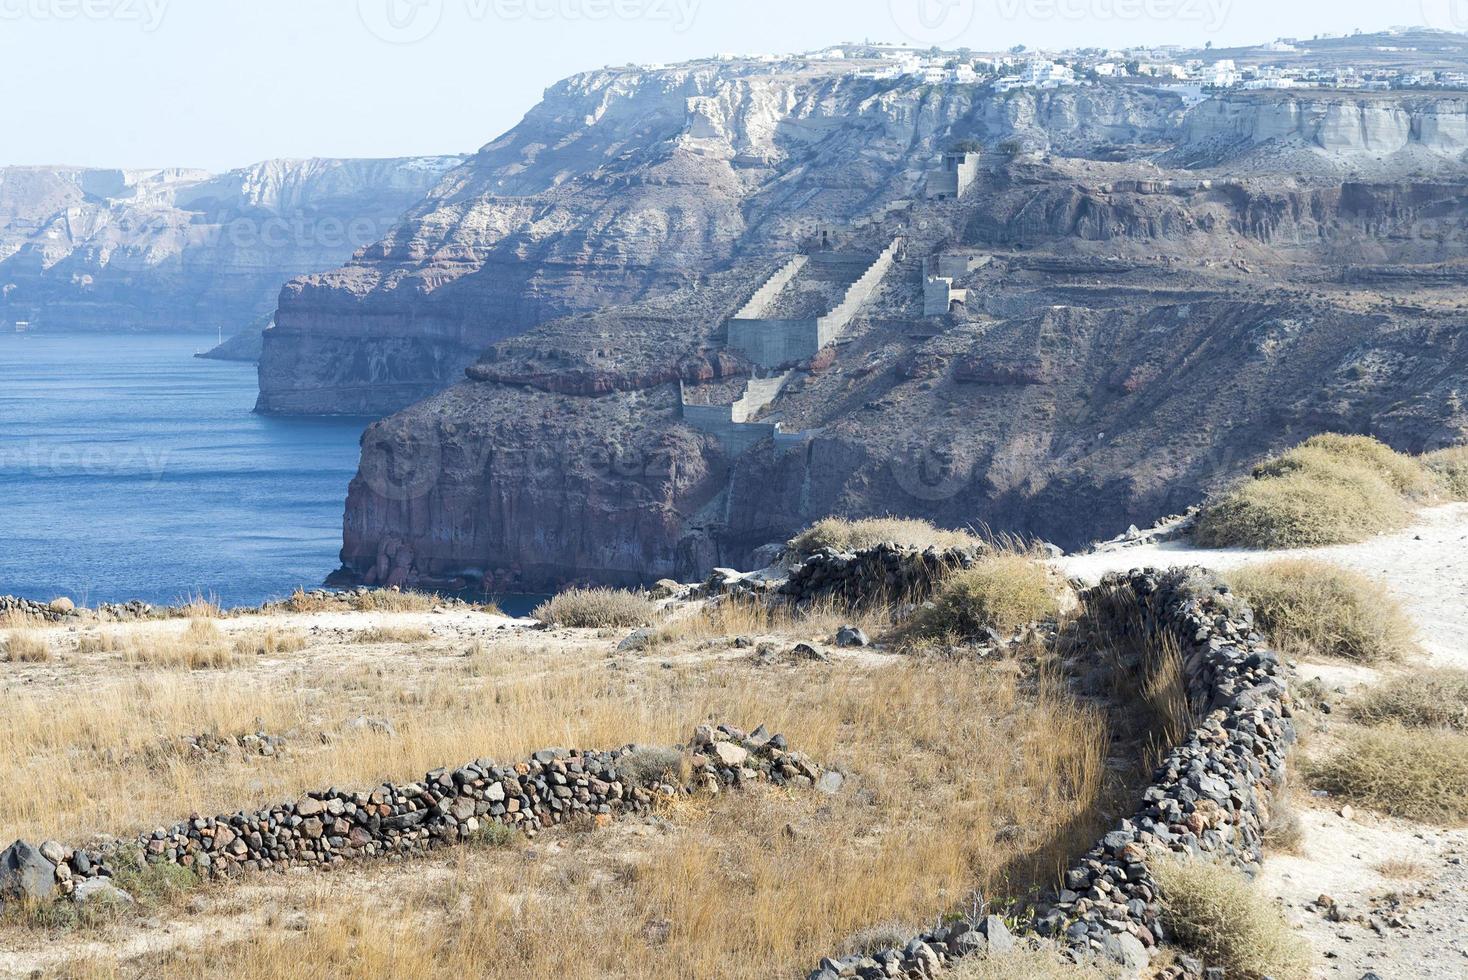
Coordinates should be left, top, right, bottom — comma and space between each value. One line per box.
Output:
711, 743, 750, 768
48, 597, 75, 614
835, 626, 870, 648
0, 840, 56, 905
73, 877, 134, 908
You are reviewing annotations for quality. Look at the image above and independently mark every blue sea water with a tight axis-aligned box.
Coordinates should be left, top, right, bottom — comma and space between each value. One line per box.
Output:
0, 332, 371, 608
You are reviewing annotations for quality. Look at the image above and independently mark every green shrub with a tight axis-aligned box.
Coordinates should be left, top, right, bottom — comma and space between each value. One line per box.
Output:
1227, 560, 1415, 663
532, 588, 657, 629
1154, 859, 1316, 980
1351, 669, 1468, 730
789, 516, 982, 556
909, 556, 1061, 639
1195, 435, 1427, 549
1427, 446, 1468, 500
1308, 727, 1468, 823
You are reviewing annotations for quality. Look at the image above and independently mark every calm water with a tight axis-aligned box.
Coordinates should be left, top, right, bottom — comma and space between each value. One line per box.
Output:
0, 332, 369, 607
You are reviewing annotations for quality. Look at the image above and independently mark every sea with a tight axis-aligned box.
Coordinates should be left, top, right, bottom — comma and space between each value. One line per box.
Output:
0, 331, 540, 614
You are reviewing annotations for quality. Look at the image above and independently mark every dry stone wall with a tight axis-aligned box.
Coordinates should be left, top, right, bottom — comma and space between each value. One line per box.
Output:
808, 567, 1296, 979
1, 724, 823, 915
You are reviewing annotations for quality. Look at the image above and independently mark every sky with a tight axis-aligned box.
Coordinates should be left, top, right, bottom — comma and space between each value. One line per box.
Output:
0, 0, 1451, 171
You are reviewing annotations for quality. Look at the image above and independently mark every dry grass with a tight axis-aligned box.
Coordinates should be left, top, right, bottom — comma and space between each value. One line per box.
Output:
1227, 560, 1416, 663
788, 516, 983, 556
120, 620, 253, 670
50, 658, 1112, 980
284, 588, 438, 614
355, 626, 433, 644
533, 588, 657, 628
1374, 858, 1431, 880
948, 947, 1111, 979
1307, 727, 1468, 823
231, 628, 309, 658
907, 555, 1063, 640
0, 608, 46, 629
644, 595, 888, 650
1427, 446, 1468, 499
2, 629, 52, 663
1154, 859, 1316, 980
1195, 435, 1428, 549
1350, 668, 1468, 730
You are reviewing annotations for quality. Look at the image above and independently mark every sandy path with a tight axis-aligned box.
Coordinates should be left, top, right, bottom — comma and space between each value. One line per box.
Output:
1057, 503, 1468, 669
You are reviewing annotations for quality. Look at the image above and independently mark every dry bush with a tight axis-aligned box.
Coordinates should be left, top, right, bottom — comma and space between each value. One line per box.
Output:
615, 746, 687, 788
124, 620, 252, 671
533, 588, 657, 628
57, 663, 1109, 980
77, 630, 128, 655
356, 626, 433, 644
1308, 727, 1468, 823
232, 628, 309, 658
788, 516, 982, 556
1426, 446, 1468, 500
171, 593, 223, 619
0, 608, 45, 630
1227, 561, 1415, 663
1154, 860, 1316, 980
948, 947, 1110, 979
1195, 435, 1426, 548
1262, 793, 1305, 855
1350, 668, 1468, 730
1374, 858, 1430, 880
647, 595, 885, 650
909, 555, 1062, 639
285, 588, 438, 614
2, 630, 51, 664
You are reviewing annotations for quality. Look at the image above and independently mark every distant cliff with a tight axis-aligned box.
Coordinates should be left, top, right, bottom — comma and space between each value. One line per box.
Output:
257, 64, 1187, 415
0, 156, 462, 335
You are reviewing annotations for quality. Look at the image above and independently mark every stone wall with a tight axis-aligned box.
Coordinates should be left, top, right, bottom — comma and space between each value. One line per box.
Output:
807, 567, 1296, 979
3, 725, 823, 914
733, 255, 810, 319
776, 543, 983, 607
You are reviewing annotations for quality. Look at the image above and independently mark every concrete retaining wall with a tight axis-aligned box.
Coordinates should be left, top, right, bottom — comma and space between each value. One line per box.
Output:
733, 255, 810, 320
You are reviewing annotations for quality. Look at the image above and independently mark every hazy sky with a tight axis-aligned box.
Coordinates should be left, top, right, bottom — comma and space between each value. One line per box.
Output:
0, 0, 1447, 171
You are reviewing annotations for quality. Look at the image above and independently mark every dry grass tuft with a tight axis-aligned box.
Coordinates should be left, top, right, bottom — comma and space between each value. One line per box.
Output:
1154, 859, 1316, 980
1227, 560, 1415, 663
2, 629, 52, 663
908, 555, 1062, 640
1350, 668, 1468, 730
533, 588, 657, 629
355, 626, 433, 645
1308, 727, 1468, 823
123, 620, 252, 671
948, 947, 1111, 979
285, 588, 439, 614
1426, 446, 1468, 500
231, 628, 309, 658
788, 516, 983, 556
1374, 858, 1431, 880
1195, 434, 1429, 549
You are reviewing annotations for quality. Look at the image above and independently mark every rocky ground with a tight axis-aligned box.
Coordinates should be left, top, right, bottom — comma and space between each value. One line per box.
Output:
1059, 503, 1468, 979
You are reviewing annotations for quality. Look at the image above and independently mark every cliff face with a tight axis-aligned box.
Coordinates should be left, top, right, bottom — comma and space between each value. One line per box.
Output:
257, 64, 1187, 415
336, 156, 1468, 592
1171, 92, 1468, 171
0, 157, 461, 335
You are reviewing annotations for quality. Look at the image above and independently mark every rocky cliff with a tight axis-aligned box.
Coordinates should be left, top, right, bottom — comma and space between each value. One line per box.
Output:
335, 148, 1468, 592
0, 156, 461, 335
258, 62, 1187, 415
